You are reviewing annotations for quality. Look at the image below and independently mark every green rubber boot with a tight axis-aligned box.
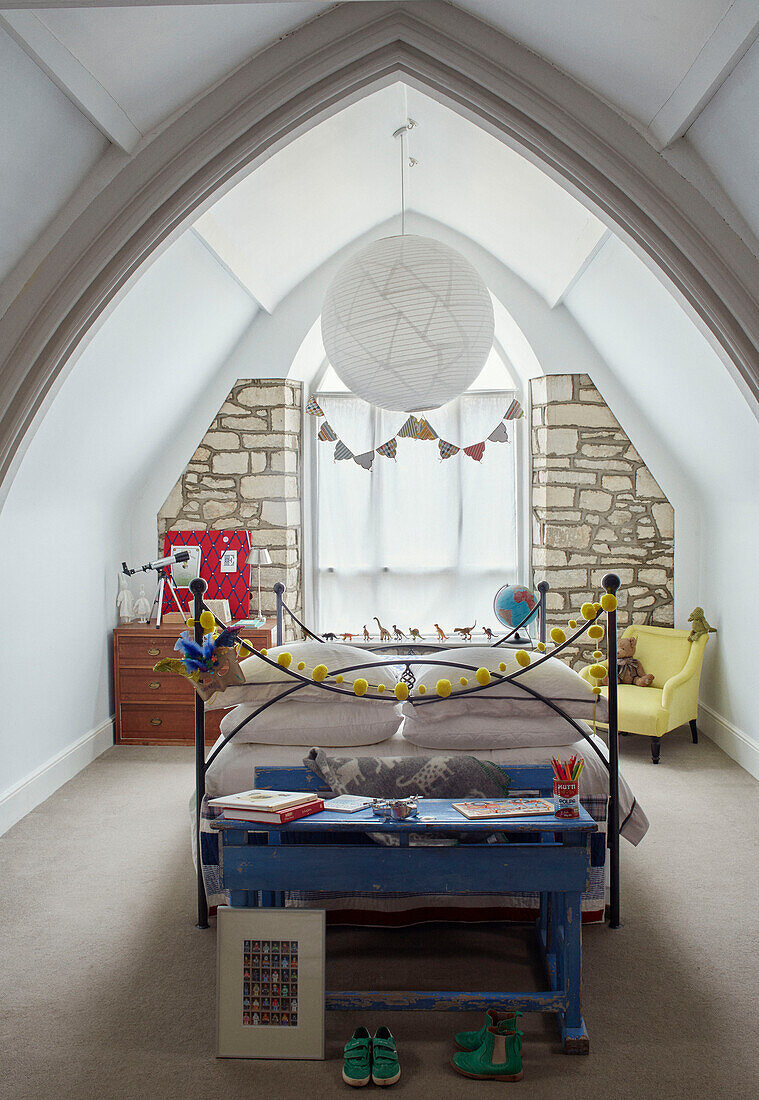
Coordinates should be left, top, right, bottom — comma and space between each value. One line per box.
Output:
451, 1025, 524, 1082
454, 1009, 523, 1052
372, 1026, 401, 1087
342, 1026, 372, 1087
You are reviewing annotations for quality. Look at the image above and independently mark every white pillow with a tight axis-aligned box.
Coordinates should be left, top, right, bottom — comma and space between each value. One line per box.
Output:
400, 647, 605, 750
220, 700, 402, 746
205, 641, 399, 710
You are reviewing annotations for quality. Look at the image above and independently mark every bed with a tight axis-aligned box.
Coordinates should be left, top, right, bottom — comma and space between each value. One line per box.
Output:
184, 575, 639, 930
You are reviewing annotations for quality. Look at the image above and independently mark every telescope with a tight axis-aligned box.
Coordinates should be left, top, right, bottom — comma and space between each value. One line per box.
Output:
121, 550, 190, 576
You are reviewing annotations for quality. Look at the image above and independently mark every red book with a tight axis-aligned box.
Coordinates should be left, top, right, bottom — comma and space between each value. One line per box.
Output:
221, 799, 325, 825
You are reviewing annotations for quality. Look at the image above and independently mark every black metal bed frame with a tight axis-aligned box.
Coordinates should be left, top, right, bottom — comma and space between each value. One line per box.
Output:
190, 574, 621, 934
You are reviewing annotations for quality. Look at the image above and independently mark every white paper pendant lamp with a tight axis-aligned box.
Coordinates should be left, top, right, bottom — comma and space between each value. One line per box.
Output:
321, 234, 495, 412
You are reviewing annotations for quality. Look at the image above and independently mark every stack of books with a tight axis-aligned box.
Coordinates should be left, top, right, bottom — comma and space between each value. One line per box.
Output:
208, 788, 325, 824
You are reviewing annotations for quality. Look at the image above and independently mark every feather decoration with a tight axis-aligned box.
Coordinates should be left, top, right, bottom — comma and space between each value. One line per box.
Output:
215, 626, 242, 650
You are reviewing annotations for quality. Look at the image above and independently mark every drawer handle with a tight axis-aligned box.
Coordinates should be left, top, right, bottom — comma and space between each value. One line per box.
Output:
147, 647, 160, 657
149, 681, 161, 690
150, 717, 162, 727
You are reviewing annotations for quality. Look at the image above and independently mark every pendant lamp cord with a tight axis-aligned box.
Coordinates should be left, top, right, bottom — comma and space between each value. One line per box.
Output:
393, 118, 416, 238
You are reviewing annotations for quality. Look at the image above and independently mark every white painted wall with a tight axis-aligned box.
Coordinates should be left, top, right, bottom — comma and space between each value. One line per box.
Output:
0, 27, 107, 286
0, 232, 256, 833
686, 36, 759, 240
565, 235, 759, 766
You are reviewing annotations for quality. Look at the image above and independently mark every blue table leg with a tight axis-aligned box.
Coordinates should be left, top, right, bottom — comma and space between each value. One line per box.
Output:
558, 890, 589, 1054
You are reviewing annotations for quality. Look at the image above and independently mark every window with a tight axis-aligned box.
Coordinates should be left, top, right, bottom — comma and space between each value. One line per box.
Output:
313, 388, 523, 634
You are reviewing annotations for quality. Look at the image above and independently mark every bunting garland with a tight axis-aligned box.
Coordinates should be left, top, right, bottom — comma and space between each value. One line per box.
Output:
317, 421, 337, 442
308, 392, 523, 470
376, 438, 398, 459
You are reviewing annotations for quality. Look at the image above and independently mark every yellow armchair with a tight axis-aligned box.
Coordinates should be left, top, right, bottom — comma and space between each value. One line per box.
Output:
579, 624, 710, 763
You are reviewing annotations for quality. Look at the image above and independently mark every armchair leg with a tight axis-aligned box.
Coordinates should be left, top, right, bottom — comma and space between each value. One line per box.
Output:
689, 719, 698, 745
650, 737, 661, 764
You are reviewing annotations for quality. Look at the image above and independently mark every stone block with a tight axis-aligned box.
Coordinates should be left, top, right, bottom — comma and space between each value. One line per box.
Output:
192, 445, 211, 462
530, 376, 547, 405
652, 502, 674, 538
532, 548, 568, 567
250, 451, 267, 473
638, 568, 669, 585
222, 416, 278, 431
242, 433, 296, 449
212, 452, 249, 475
270, 450, 298, 473
261, 500, 300, 527
537, 427, 578, 455
204, 431, 240, 449
635, 468, 663, 498
250, 527, 297, 547
578, 387, 605, 404
546, 470, 597, 486
545, 404, 617, 428
544, 524, 591, 549
543, 375, 574, 402
579, 489, 613, 512
581, 444, 623, 458
603, 475, 633, 492
236, 385, 289, 407
271, 407, 302, 433
203, 500, 237, 521
548, 568, 588, 588
590, 567, 634, 585
240, 474, 298, 500
545, 591, 566, 611
201, 477, 235, 489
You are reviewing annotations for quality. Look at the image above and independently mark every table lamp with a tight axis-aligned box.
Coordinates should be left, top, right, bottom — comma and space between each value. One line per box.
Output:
247, 548, 272, 620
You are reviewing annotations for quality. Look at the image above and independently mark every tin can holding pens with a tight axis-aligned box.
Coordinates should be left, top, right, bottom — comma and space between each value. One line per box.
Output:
553, 778, 580, 818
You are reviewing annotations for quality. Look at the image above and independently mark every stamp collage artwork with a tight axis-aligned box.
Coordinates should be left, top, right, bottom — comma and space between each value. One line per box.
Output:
242, 939, 299, 1027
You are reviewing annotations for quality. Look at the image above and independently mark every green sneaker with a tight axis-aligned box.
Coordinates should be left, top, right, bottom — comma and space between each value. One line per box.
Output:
451, 1025, 524, 1081
342, 1026, 372, 1087
372, 1025, 401, 1087
454, 1009, 522, 1052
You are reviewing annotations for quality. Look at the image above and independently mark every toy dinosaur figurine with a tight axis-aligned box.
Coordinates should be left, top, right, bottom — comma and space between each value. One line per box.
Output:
392, 625, 406, 640
434, 623, 448, 641
323, 631, 337, 641
454, 620, 477, 641
374, 617, 391, 641
688, 607, 717, 643
341, 632, 357, 641
363, 625, 371, 641
409, 627, 423, 641
482, 627, 495, 641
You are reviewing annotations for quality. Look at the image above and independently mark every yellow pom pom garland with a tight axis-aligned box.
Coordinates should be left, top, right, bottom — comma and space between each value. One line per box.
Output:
589, 664, 607, 680
475, 667, 491, 686
580, 602, 596, 621
592, 686, 602, 695
394, 682, 409, 701
498, 662, 507, 672
550, 627, 566, 644
436, 679, 452, 698
353, 678, 368, 696
276, 652, 292, 668
312, 663, 328, 682
459, 677, 469, 686
199, 610, 216, 633
418, 685, 426, 695
515, 650, 531, 668
568, 619, 578, 629
537, 641, 546, 652
593, 650, 604, 660
260, 648, 268, 657
600, 593, 617, 612
588, 624, 604, 640
377, 683, 386, 693
593, 602, 602, 613
335, 674, 343, 684
297, 661, 306, 670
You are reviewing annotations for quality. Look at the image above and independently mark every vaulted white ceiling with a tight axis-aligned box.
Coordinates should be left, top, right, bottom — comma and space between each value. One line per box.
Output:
193, 82, 608, 313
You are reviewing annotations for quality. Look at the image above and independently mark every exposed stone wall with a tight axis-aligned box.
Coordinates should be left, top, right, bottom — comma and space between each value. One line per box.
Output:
158, 379, 302, 631
531, 374, 673, 663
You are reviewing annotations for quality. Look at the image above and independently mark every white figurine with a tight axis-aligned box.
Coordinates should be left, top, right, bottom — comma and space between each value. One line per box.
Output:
117, 574, 135, 623
133, 584, 152, 624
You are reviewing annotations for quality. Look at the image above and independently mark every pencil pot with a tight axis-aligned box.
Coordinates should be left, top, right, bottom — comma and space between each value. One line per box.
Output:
553, 779, 580, 819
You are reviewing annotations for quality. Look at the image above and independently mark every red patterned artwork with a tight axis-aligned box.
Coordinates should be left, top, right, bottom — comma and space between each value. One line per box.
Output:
162, 529, 252, 620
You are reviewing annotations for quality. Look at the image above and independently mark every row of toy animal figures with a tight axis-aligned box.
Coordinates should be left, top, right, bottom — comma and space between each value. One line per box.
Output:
322, 618, 498, 643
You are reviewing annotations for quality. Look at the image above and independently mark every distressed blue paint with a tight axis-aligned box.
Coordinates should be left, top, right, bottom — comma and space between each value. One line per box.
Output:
253, 763, 559, 796
215, 794, 595, 1054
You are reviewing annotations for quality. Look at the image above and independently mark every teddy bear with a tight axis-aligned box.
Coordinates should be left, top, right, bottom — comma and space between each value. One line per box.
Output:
602, 635, 654, 687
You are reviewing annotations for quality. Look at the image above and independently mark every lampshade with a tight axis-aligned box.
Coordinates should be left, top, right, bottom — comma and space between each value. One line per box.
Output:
321, 235, 494, 412
247, 548, 272, 566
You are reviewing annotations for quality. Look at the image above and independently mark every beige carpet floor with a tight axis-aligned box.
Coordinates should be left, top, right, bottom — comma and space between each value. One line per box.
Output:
2, 730, 758, 1099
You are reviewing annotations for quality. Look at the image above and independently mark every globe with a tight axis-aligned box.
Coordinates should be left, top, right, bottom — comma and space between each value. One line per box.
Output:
493, 584, 539, 629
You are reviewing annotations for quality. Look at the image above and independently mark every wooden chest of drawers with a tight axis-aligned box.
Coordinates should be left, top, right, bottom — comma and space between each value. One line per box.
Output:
113, 620, 275, 745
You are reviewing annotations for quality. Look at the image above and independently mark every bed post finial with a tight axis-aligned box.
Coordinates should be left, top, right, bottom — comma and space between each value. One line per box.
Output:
274, 582, 285, 646
190, 577, 209, 930
602, 572, 621, 594
537, 580, 549, 645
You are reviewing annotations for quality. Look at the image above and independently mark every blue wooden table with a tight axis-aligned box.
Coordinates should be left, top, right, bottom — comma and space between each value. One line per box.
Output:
211, 765, 598, 1054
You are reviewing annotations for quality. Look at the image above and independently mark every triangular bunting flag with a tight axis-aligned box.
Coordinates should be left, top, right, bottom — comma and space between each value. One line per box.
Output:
438, 439, 459, 460
305, 397, 324, 417
416, 418, 438, 440
317, 421, 337, 442
376, 438, 397, 459
334, 440, 353, 461
398, 415, 421, 438
464, 442, 486, 462
488, 421, 510, 443
354, 450, 374, 470
504, 399, 523, 420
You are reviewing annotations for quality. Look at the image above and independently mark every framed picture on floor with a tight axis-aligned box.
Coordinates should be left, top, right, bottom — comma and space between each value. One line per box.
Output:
217, 907, 325, 1059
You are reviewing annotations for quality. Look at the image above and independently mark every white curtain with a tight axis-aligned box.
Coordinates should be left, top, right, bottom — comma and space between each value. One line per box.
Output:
314, 392, 519, 635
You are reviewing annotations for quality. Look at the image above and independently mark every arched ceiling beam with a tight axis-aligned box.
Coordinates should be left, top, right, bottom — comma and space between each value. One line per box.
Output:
0, 1, 757, 507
